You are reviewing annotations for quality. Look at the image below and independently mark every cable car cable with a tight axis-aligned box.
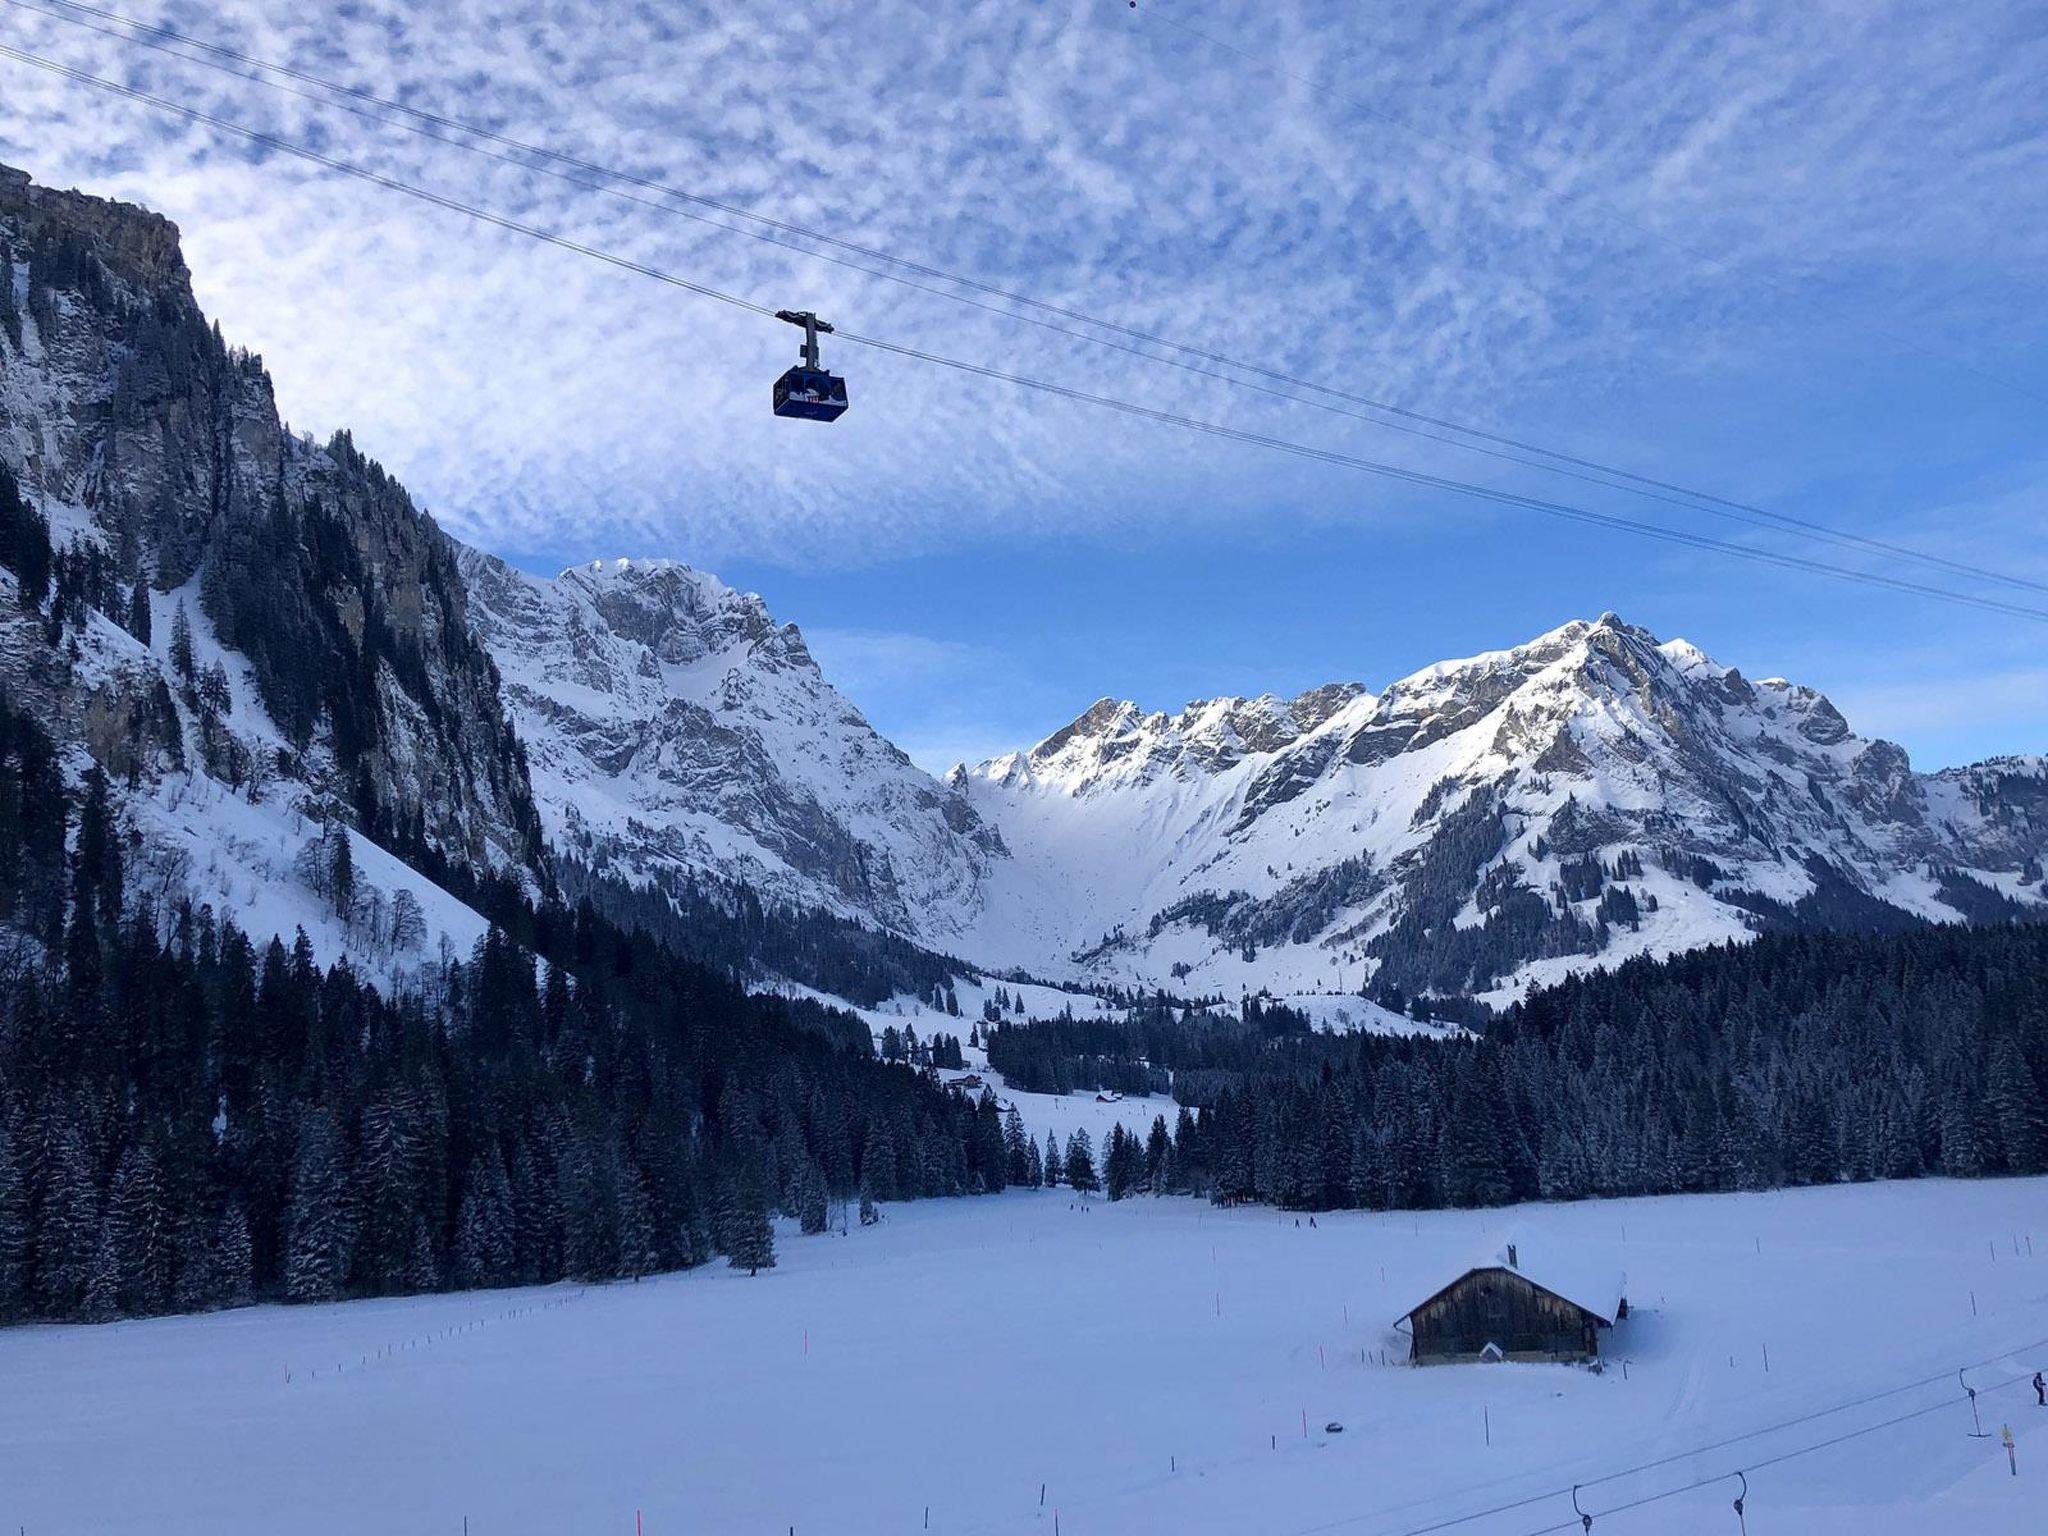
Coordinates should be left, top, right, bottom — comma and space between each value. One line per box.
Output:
7, 38, 2046, 627
9, 0, 2044, 599
835, 328, 2048, 623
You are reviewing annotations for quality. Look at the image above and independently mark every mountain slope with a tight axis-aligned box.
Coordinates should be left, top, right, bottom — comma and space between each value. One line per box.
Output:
458, 549, 1002, 944
0, 163, 535, 974
6, 164, 2039, 1013
951, 615, 2047, 1000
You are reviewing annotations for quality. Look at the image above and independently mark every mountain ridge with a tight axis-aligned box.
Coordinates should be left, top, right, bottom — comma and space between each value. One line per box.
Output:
3, 161, 2042, 1016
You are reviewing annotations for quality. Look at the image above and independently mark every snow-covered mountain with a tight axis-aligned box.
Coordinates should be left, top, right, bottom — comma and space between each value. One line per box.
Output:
6, 163, 2043, 1011
0, 163, 530, 978
948, 615, 2048, 1001
458, 548, 1001, 940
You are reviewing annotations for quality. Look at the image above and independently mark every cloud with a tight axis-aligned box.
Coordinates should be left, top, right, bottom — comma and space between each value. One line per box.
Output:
0, 0, 2041, 582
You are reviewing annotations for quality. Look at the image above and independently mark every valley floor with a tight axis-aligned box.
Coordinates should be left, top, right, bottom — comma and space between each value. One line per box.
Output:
5, 1179, 2047, 1535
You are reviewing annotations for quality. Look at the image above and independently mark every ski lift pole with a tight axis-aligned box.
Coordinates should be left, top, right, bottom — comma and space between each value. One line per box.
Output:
1572, 1484, 1593, 1533
1962, 1367, 1991, 1438
1731, 1470, 1748, 1535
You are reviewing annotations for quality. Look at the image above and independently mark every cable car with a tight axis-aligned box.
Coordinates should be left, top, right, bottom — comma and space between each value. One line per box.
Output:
772, 309, 849, 421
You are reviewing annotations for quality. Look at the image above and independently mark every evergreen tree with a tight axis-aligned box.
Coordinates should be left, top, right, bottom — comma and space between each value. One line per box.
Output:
169, 602, 195, 682
857, 1167, 880, 1226
0, 1117, 25, 1320
795, 1160, 829, 1236
724, 1170, 776, 1276
126, 580, 152, 645
284, 1109, 351, 1303
453, 1151, 515, 1290
81, 1223, 121, 1323
35, 1118, 100, 1315
1065, 1129, 1099, 1194
107, 1138, 175, 1314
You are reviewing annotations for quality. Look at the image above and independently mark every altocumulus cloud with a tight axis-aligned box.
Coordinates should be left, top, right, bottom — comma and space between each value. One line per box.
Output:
0, 0, 2042, 580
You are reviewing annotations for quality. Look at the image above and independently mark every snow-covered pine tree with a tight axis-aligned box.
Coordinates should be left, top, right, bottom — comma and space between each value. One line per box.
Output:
796, 1160, 829, 1235
454, 1149, 516, 1289
284, 1109, 351, 1303
80, 1222, 120, 1323
108, 1138, 174, 1314
0, 1117, 25, 1320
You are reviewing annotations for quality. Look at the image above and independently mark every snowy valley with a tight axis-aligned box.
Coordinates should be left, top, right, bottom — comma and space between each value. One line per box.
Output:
9, 1177, 2046, 1535
2, 79, 2048, 1536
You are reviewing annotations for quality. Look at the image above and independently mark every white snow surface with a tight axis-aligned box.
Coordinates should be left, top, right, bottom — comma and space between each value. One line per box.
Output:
457, 549, 1001, 941
455, 554, 2048, 1010
949, 614, 2047, 998
7, 1178, 2047, 1534
0, 564, 490, 985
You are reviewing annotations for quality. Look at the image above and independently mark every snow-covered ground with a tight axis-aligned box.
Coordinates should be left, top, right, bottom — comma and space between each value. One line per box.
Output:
6, 1179, 2047, 1535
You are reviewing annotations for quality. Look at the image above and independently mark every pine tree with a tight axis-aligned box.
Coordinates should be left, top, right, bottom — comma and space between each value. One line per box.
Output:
1987, 1037, 2047, 1174
724, 1170, 776, 1276
168, 601, 195, 682
1145, 1115, 1170, 1191
329, 829, 357, 927
35, 1118, 100, 1315
81, 1222, 121, 1323
795, 1160, 829, 1236
0, 1117, 26, 1320
453, 1150, 515, 1289
1065, 1129, 1099, 1194
284, 1109, 351, 1303
857, 1167, 880, 1226
1003, 1106, 1031, 1185
1041, 1130, 1062, 1188
126, 580, 152, 646
196, 1203, 254, 1311
108, 1138, 174, 1314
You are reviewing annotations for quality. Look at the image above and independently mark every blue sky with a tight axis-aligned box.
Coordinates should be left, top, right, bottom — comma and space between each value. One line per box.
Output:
3, 0, 2044, 770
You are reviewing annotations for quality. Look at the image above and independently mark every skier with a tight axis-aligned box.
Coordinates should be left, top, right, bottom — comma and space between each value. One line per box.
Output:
2033, 1370, 2044, 1407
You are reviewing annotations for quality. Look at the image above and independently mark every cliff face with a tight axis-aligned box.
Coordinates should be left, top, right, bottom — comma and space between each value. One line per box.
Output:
459, 549, 1002, 939
0, 163, 539, 884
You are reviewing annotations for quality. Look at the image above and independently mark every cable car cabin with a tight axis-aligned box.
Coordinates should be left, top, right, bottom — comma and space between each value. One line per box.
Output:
1398, 1241, 1625, 1365
773, 365, 849, 421
772, 308, 848, 421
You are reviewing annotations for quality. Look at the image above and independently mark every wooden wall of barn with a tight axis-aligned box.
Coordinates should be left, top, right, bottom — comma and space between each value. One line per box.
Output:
1408, 1267, 1601, 1363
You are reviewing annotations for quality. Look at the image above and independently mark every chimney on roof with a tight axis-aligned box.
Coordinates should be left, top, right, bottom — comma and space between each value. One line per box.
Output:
1506, 1243, 1518, 1269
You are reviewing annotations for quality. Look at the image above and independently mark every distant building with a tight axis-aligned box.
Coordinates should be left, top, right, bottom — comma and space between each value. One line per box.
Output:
1399, 1241, 1625, 1364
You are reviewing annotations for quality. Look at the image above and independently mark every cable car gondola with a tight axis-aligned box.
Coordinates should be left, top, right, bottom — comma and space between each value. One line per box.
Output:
772, 309, 849, 421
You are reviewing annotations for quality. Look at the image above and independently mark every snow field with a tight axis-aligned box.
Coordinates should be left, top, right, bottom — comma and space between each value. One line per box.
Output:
3, 1179, 2046, 1535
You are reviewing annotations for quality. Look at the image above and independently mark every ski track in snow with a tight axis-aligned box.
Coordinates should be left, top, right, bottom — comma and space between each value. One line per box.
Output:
5, 1178, 2047, 1534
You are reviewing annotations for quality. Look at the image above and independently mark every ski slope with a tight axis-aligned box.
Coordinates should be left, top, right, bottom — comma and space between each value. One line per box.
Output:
5, 1180, 2046, 1535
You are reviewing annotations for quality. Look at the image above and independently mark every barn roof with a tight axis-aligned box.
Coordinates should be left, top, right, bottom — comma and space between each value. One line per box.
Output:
1399, 1238, 1626, 1328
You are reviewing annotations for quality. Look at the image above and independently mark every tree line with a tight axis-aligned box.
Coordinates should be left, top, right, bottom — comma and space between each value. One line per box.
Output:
0, 687, 1013, 1324
995, 923, 2048, 1212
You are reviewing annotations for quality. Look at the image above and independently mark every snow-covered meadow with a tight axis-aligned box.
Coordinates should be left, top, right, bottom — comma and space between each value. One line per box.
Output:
5, 1179, 2046, 1535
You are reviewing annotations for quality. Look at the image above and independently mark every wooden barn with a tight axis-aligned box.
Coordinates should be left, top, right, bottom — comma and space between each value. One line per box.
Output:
1398, 1242, 1626, 1365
